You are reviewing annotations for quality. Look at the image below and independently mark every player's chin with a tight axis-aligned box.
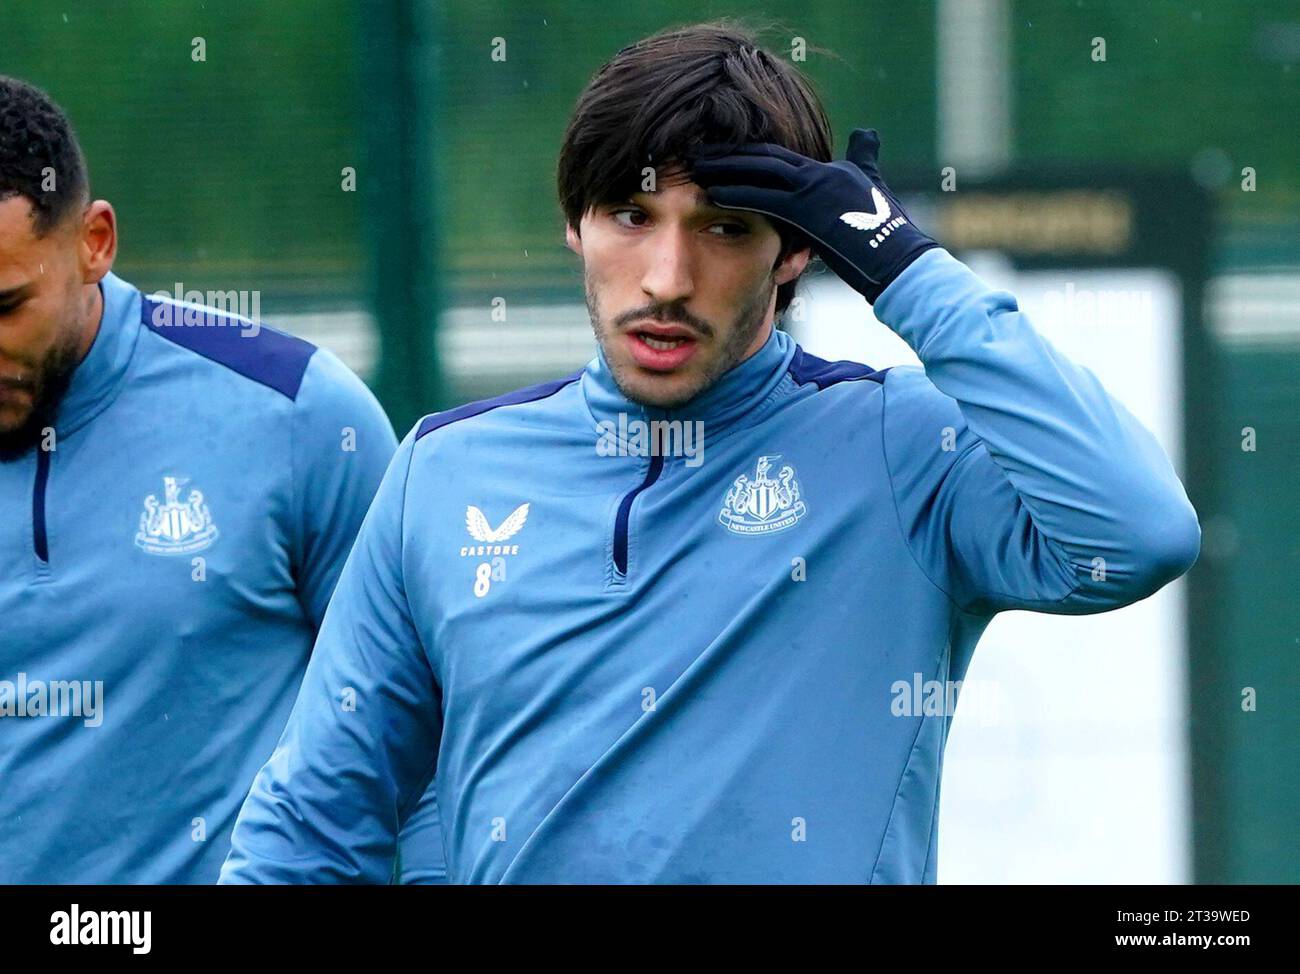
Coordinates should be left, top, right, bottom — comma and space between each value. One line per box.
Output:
0, 397, 33, 431
625, 366, 710, 410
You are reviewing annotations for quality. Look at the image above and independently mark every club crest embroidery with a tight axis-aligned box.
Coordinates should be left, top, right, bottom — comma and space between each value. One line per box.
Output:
134, 476, 219, 555
718, 454, 807, 536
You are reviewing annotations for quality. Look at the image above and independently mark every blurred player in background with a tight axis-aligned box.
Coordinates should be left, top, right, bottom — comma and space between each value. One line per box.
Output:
0, 76, 444, 883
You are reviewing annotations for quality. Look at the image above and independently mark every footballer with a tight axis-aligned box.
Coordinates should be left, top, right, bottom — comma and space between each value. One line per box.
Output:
222, 23, 1199, 884
0, 77, 444, 883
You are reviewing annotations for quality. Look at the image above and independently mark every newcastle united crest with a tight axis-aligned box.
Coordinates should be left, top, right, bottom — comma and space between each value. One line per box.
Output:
718, 454, 807, 536
134, 476, 219, 555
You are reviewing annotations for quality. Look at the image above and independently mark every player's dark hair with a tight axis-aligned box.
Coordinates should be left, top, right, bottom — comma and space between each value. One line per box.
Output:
557, 20, 834, 316
0, 76, 89, 237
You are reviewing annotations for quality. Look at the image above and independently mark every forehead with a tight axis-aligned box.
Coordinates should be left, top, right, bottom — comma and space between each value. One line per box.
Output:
640, 183, 713, 209
638, 167, 708, 203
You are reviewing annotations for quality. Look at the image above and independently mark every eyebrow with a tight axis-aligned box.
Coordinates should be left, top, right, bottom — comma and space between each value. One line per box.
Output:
623, 189, 747, 216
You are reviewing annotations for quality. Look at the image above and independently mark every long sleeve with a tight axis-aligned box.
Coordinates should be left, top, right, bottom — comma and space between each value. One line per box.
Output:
396, 786, 449, 884
221, 429, 443, 883
873, 247, 1200, 617
290, 347, 399, 628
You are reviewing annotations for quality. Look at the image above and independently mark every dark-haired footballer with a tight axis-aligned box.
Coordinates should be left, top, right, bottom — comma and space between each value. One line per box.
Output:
224, 23, 1199, 884
0, 76, 444, 883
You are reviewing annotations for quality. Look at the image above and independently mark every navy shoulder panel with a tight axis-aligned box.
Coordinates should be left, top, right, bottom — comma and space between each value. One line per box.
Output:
140, 296, 317, 400
787, 345, 889, 389
417, 371, 582, 441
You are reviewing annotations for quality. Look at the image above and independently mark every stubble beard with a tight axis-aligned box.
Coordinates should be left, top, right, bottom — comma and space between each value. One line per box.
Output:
584, 270, 776, 411
0, 322, 83, 463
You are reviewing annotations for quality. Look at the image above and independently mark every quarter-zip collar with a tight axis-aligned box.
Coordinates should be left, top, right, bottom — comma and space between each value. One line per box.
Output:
581, 323, 795, 436
55, 271, 141, 437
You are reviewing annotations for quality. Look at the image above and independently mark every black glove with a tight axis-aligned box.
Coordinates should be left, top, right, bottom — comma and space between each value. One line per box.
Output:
688, 128, 938, 303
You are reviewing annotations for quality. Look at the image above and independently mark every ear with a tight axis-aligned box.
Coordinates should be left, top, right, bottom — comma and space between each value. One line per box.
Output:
773, 242, 812, 286
565, 221, 583, 257
79, 200, 117, 285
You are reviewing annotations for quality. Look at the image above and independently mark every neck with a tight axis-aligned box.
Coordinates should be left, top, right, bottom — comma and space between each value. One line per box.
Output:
76, 282, 104, 364
741, 317, 775, 363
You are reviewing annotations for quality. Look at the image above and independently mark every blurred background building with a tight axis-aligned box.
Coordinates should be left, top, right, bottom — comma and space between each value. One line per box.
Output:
2, 0, 1295, 883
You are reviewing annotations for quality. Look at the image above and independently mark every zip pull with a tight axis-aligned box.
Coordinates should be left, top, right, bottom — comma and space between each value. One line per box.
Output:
611, 452, 664, 577
33, 447, 51, 563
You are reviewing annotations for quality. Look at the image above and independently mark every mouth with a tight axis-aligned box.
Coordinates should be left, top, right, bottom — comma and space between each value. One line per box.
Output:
625, 320, 701, 372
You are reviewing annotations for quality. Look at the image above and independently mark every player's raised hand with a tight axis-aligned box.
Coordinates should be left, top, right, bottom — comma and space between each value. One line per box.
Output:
688, 128, 938, 303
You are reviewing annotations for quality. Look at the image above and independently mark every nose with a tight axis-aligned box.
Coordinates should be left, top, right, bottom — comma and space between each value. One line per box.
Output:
640, 222, 696, 306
